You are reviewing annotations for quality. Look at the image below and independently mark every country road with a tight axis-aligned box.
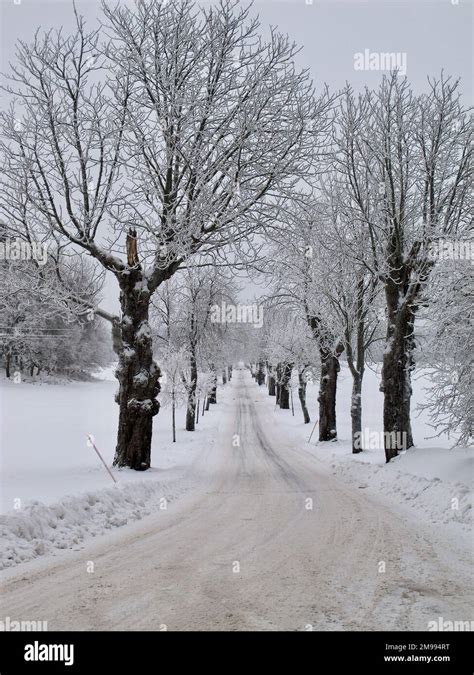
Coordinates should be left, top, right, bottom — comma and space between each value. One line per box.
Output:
1, 371, 472, 631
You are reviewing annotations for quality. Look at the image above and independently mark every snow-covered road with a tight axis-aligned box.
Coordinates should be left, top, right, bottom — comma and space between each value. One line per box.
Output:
1, 372, 472, 631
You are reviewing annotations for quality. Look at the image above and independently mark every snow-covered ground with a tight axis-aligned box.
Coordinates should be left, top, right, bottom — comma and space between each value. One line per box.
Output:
0, 364, 471, 571
0, 365, 206, 509
261, 364, 473, 537
0, 366, 228, 568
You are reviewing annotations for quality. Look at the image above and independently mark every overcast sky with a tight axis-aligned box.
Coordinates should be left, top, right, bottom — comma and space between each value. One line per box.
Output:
1, 0, 472, 312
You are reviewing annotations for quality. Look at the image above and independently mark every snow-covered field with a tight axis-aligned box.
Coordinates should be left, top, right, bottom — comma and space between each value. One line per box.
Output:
0, 366, 228, 568
0, 364, 471, 570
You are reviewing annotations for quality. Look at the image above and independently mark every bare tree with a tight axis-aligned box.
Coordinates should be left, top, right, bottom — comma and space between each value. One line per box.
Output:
0, 0, 318, 469
318, 176, 383, 453
420, 255, 473, 446
265, 198, 346, 440
334, 75, 471, 461
152, 267, 234, 431
0, 218, 111, 378
263, 305, 317, 422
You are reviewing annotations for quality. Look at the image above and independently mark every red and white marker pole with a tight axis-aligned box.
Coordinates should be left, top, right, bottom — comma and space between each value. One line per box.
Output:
86, 434, 117, 484
307, 419, 319, 444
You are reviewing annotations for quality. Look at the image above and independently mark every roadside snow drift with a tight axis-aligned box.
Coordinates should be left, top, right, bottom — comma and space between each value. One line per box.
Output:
1, 480, 179, 568
0, 370, 226, 569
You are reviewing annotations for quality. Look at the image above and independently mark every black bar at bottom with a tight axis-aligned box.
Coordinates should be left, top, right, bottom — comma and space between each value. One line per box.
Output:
0, 630, 471, 673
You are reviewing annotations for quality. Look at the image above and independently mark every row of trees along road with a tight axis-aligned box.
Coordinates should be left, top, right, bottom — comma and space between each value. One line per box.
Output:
151, 266, 238, 437
0, 0, 329, 470
248, 76, 471, 462
0, 1, 471, 467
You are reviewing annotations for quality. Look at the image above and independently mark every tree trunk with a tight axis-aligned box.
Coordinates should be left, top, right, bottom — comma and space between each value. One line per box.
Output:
279, 362, 293, 409
228, 365, 233, 381
209, 368, 217, 404
306, 315, 344, 442
280, 387, 290, 409
381, 291, 415, 462
318, 351, 340, 441
186, 348, 198, 431
222, 367, 227, 385
172, 389, 176, 443
113, 273, 160, 470
346, 281, 367, 454
275, 362, 282, 405
268, 375, 276, 396
5, 353, 11, 379
298, 370, 310, 423
351, 373, 363, 453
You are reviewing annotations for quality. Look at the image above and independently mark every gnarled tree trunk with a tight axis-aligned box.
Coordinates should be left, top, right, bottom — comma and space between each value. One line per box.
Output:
279, 362, 293, 409
113, 271, 160, 470
318, 349, 341, 441
307, 314, 344, 442
381, 287, 415, 462
209, 366, 217, 404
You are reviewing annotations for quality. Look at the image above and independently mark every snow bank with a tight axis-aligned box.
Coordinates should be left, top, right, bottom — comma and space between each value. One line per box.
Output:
255, 365, 473, 536
0, 479, 181, 569
319, 446, 472, 534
